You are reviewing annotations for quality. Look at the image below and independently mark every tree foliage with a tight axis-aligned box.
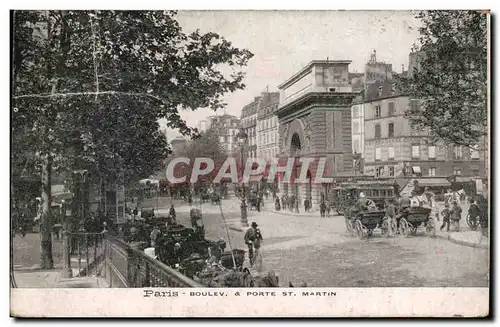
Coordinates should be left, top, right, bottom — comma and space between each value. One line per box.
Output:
401, 10, 488, 148
167, 130, 229, 185
13, 10, 254, 182
12, 10, 253, 268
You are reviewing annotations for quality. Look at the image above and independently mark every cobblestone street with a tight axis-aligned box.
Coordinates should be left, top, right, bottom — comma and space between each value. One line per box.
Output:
172, 198, 489, 287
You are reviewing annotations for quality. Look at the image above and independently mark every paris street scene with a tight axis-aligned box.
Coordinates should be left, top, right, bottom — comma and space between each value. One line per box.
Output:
11, 10, 490, 289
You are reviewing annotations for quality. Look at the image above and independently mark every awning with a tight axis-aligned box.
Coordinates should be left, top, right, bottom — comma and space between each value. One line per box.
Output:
412, 166, 421, 174
415, 178, 451, 188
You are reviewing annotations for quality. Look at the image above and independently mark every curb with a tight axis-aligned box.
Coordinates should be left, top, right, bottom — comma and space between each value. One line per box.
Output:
264, 208, 323, 218
434, 233, 489, 249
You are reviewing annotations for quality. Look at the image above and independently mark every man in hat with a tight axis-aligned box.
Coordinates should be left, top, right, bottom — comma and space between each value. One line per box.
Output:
244, 222, 263, 266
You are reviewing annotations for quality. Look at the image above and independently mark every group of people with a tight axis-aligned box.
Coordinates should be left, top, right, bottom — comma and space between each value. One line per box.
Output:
380, 187, 485, 235
275, 194, 314, 213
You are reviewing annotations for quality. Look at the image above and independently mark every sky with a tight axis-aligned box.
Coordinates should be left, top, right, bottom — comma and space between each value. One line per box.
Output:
160, 10, 422, 141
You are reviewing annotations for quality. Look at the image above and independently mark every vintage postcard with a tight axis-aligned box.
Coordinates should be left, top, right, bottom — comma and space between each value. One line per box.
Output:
10, 9, 490, 317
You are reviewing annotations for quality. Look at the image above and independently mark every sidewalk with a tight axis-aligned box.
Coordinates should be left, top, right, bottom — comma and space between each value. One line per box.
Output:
13, 267, 108, 288
434, 228, 489, 249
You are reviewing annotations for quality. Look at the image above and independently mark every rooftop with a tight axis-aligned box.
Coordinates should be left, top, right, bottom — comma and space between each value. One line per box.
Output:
278, 60, 352, 90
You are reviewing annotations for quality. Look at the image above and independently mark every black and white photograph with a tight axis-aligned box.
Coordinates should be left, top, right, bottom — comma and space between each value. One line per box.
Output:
10, 8, 490, 317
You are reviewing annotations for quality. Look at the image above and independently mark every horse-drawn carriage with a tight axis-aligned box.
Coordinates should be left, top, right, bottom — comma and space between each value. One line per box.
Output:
399, 206, 435, 237
210, 193, 221, 205
344, 201, 388, 240
332, 180, 397, 215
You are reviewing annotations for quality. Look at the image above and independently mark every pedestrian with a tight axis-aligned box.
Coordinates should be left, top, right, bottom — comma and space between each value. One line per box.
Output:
451, 201, 462, 232
397, 194, 411, 234
282, 195, 287, 210
150, 225, 161, 247
440, 203, 451, 232
468, 198, 480, 229
304, 198, 310, 212
385, 198, 397, 236
169, 205, 176, 222
275, 197, 281, 211
326, 201, 331, 217
244, 222, 263, 266
320, 201, 326, 218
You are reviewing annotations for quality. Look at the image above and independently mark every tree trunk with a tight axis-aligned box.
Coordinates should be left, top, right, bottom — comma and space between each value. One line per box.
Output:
40, 153, 54, 269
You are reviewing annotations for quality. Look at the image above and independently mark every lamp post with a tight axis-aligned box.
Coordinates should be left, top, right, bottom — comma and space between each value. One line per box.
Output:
352, 152, 361, 177
236, 128, 249, 228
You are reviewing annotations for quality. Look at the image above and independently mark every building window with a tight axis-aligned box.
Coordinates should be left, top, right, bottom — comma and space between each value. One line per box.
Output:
375, 105, 381, 118
388, 146, 395, 160
375, 124, 381, 138
453, 167, 462, 175
388, 123, 394, 137
428, 145, 436, 159
453, 145, 463, 160
389, 166, 395, 176
428, 167, 436, 176
219, 136, 224, 143
375, 147, 381, 161
388, 102, 395, 116
376, 166, 384, 177
470, 144, 480, 159
412, 144, 420, 158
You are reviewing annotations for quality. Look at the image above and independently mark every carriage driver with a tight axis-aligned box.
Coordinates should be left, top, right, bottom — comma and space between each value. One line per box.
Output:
244, 222, 263, 265
356, 192, 370, 211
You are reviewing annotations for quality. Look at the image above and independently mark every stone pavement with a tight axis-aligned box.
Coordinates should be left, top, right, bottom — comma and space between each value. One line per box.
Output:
228, 200, 489, 249
13, 268, 108, 288
12, 233, 109, 288
435, 229, 489, 249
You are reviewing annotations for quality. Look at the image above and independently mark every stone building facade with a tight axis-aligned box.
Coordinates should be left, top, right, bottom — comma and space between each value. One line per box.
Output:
256, 92, 280, 161
207, 114, 241, 155
276, 60, 358, 210
363, 81, 486, 179
240, 98, 258, 158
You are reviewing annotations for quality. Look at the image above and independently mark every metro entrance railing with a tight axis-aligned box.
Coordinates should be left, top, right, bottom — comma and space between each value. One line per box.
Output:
61, 231, 202, 288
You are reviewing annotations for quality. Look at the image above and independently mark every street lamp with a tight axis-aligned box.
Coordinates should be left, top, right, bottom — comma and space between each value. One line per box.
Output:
236, 128, 249, 227
352, 152, 361, 177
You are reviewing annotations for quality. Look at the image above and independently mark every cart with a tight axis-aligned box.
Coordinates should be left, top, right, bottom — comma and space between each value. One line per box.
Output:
353, 210, 387, 240
399, 206, 435, 237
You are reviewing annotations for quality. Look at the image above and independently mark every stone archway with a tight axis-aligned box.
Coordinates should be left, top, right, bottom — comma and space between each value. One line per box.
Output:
306, 170, 312, 201
290, 132, 301, 198
290, 132, 301, 157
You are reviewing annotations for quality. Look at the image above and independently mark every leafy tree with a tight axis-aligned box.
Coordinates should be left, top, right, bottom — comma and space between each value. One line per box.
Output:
12, 10, 253, 268
401, 10, 488, 148
178, 129, 228, 186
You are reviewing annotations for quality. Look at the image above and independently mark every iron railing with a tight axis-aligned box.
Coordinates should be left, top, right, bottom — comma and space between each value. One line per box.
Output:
68, 232, 105, 277
65, 232, 202, 288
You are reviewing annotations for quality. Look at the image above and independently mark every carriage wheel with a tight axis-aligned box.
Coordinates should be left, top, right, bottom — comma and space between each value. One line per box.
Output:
426, 218, 436, 237
400, 218, 409, 237
466, 214, 477, 231
391, 220, 397, 234
355, 220, 364, 240
380, 219, 389, 237
345, 218, 353, 236
411, 226, 418, 235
